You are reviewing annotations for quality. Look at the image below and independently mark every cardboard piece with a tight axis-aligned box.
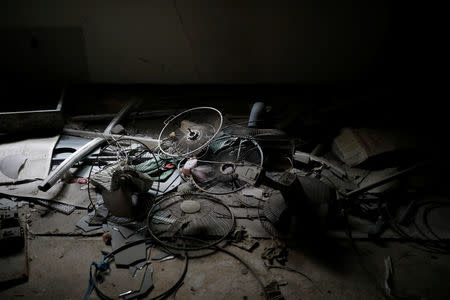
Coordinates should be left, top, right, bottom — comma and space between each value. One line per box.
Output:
0, 136, 59, 184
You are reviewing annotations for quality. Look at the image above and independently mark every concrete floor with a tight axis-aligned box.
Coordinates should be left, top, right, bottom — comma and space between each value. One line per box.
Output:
2, 92, 450, 299
2, 215, 450, 300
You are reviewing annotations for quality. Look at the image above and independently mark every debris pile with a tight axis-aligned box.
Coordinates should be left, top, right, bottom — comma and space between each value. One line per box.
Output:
1, 99, 449, 299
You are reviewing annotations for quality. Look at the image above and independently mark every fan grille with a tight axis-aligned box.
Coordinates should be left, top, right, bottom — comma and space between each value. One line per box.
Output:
147, 192, 235, 250
158, 107, 223, 157
191, 135, 263, 194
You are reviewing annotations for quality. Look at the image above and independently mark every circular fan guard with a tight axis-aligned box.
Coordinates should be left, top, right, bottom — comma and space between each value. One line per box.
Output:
158, 107, 223, 158
190, 135, 263, 194
147, 192, 235, 250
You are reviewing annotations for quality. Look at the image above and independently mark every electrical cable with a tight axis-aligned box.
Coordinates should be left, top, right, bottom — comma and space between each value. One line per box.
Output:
263, 263, 314, 283
214, 246, 269, 300
172, 236, 269, 300
382, 201, 450, 254
423, 202, 450, 243
88, 238, 189, 300
417, 202, 450, 253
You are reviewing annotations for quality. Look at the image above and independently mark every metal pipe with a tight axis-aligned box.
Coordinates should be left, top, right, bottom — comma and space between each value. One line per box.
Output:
62, 129, 159, 149
248, 102, 265, 128
70, 109, 175, 122
344, 164, 420, 198
104, 99, 141, 134
38, 100, 141, 191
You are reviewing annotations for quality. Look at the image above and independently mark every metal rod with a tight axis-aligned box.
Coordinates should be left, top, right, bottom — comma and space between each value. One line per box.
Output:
38, 100, 141, 191
70, 109, 175, 122
62, 129, 159, 149
344, 164, 421, 198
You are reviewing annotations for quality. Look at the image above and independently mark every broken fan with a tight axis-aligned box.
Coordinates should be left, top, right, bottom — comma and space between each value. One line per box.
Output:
189, 134, 264, 194
147, 192, 235, 250
88, 138, 161, 218
158, 107, 223, 158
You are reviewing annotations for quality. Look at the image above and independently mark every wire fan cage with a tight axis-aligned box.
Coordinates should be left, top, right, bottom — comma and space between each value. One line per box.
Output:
158, 107, 223, 158
147, 192, 235, 250
87, 138, 160, 219
191, 135, 263, 194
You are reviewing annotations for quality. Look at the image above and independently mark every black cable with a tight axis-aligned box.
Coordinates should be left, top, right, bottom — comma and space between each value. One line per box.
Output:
166, 235, 269, 299
214, 246, 269, 300
383, 201, 450, 254
396, 200, 450, 253
263, 263, 314, 283
149, 253, 188, 300
411, 217, 434, 242
422, 202, 450, 243
89, 238, 189, 300
90, 238, 151, 300
418, 202, 450, 253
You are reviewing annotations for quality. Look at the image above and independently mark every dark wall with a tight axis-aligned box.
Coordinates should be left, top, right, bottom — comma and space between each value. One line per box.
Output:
1, 0, 392, 84
1, 1, 444, 140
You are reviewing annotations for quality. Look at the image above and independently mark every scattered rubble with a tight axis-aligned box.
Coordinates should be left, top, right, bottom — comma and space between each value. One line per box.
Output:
262, 239, 288, 266
1, 102, 448, 300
